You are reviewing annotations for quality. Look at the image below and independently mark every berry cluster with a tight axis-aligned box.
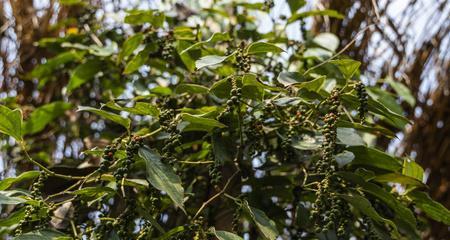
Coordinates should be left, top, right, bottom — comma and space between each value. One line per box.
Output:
208, 146, 222, 187
311, 89, 353, 238
161, 121, 181, 164
161, 31, 175, 62
311, 176, 351, 238
262, 0, 275, 11
99, 144, 117, 173
113, 136, 143, 184
113, 198, 136, 239
15, 171, 50, 236
245, 118, 265, 156
355, 81, 368, 122
316, 89, 341, 173
136, 221, 153, 240
236, 42, 250, 73
159, 98, 177, 130
218, 77, 241, 121
364, 216, 382, 240
232, 202, 243, 233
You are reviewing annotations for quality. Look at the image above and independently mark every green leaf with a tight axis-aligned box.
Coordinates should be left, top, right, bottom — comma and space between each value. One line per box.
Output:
330, 59, 361, 79
335, 150, 354, 167
293, 76, 325, 91
104, 102, 159, 116
348, 146, 402, 172
374, 173, 426, 188
313, 33, 340, 52
73, 187, 115, 199
0, 208, 25, 227
339, 194, 400, 238
277, 72, 305, 86
338, 172, 419, 239
158, 226, 185, 240
180, 32, 230, 55
0, 171, 40, 191
288, 9, 344, 24
385, 77, 415, 106
0, 191, 26, 205
366, 87, 403, 115
124, 10, 165, 27
23, 101, 72, 135
408, 190, 450, 225
175, 84, 209, 94
66, 59, 102, 93
138, 147, 185, 213
119, 33, 144, 61
337, 127, 365, 146
59, 0, 86, 5
287, 0, 306, 13
243, 201, 279, 240
195, 55, 229, 69
123, 45, 153, 74
336, 120, 396, 138
0, 105, 23, 142
277, 72, 325, 91
241, 74, 266, 100
245, 42, 284, 55
210, 227, 243, 240
77, 106, 130, 129
402, 159, 424, 182
303, 48, 332, 59
13, 229, 67, 240
180, 113, 226, 132
61, 42, 116, 57
30, 51, 85, 79
341, 94, 409, 129
209, 78, 232, 99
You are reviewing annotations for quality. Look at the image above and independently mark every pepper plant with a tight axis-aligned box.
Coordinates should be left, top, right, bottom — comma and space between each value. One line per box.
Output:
0, 1, 449, 240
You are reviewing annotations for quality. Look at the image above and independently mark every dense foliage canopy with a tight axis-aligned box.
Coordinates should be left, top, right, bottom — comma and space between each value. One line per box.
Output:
0, 1, 449, 239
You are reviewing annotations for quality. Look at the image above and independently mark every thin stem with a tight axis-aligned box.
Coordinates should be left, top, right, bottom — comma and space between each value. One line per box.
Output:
21, 143, 85, 180
192, 171, 238, 220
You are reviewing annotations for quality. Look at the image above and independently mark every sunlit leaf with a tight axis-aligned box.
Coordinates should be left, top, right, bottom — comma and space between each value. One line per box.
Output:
0, 105, 23, 142
77, 106, 130, 129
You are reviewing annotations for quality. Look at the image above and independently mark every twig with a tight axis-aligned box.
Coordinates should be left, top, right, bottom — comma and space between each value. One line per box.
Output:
303, 24, 374, 76
21, 143, 85, 180
371, 0, 381, 21
192, 171, 238, 220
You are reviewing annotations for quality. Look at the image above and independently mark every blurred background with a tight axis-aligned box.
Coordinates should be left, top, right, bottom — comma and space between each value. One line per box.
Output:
0, 0, 448, 238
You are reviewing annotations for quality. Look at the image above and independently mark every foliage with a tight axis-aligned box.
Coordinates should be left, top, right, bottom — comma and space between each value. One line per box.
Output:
0, 1, 449, 239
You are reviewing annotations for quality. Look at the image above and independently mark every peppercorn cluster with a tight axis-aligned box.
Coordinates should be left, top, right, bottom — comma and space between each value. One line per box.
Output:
159, 98, 177, 130
311, 175, 351, 238
218, 77, 241, 121
136, 221, 153, 240
316, 89, 340, 173
232, 204, 243, 233
208, 146, 222, 187
113, 197, 136, 239
236, 42, 250, 73
113, 136, 143, 184
160, 120, 181, 165
161, 31, 175, 62
310, 89, 352, 238
15, 171, 50, 236
262, 0, 275, 11
355, 81, 368, 122
99, 143, 117, 173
